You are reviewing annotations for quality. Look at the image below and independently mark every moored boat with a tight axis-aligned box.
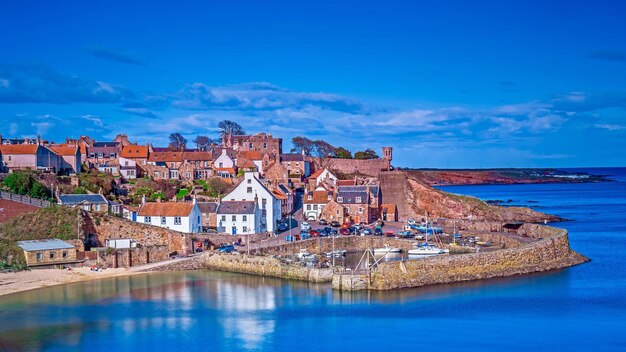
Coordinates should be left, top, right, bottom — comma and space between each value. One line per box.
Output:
373, 244, 402, 254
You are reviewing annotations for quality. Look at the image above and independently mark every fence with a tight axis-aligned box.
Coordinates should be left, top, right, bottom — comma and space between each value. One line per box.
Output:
0, 190, 53, 208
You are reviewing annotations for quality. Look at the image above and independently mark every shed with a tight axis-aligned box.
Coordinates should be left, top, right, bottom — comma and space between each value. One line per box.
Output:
17, 239, 79, 268
380, 204, 398, 222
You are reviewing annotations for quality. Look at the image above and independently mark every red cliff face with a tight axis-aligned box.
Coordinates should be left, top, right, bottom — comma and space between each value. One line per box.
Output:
403, 174, 560, 223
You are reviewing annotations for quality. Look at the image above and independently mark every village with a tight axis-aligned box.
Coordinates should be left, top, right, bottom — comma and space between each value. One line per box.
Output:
0, 123, 587, 292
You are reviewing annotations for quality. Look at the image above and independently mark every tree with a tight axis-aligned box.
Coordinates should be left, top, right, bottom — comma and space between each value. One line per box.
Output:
354, 148, 379, 160
194, 135, 213, 151
291, 136, 314, 155
311, 140, 336, 158
206, 178, 229, 198
218, 120, 245, 136
335, 147, 353, 159
168, 133, 187, 150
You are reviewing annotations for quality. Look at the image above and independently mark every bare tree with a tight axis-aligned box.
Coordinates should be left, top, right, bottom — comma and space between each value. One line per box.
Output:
218, 120, 246, 136
168, 133, 188, 150
194, 135, 212, 151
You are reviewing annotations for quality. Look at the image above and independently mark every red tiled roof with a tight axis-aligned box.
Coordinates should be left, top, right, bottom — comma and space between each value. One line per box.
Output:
272, 189, 288, 200
303, 190, 332, 204
183, 151, 213, 161
214, 167, 236, 174
121, 145, 148, 158
238, 150, 263, 160
337, 179, 356, 186
49, 145, 79, 156
0, 144, 39, 155
149, 151, 184, 162
309, 169, 324, 179
138, 202, 194, 217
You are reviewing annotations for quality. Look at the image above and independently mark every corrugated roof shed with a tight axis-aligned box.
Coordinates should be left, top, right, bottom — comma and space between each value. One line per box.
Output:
59, 194, 108, 205
17, 239, 75, 251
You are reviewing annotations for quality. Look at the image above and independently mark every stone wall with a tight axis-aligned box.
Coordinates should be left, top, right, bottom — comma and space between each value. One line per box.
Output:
201, 253, 333, 282
366, 229, 588, 290
97, 245, 170, 268
322, 158, 390, 177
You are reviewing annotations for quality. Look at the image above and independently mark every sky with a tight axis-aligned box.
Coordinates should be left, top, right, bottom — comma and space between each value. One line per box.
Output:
1, 0, 625, 168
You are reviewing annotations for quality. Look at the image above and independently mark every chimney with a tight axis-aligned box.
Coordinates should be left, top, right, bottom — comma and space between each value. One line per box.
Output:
37, 134, 41, 145
141, 195, 146, 204
192, 195, 197, 205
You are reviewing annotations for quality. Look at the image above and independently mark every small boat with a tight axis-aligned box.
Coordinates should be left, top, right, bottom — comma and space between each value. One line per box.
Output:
374, 245, 402, 254
295, 249, 310, 258
408, 244, 448, 255
325, 250, 346, 258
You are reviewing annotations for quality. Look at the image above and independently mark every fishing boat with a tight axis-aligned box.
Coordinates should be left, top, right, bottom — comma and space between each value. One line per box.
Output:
408, 243, 449, 255
325, 249, 346, 258
373, 244, 402, 254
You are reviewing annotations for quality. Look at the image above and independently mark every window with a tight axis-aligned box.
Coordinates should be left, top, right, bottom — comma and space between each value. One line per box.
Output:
313, 204, 318, 210
307, 195, 312, 200
356, 197, 362, 203
232, 215, 236, 221
221, 215, 226, 221
186, 172, 190, 179
154, 171, 159, 178
97, 153, 103, 158
8, 156, 11, 161
243, 226, 248, 233
249, 143, 253, 148
142, 160, 146, 165
170, 162, 175, 168
337, 197, 343, 202
36, 252, 42, 261
89, 153, 95, 158
62, 251, 68, 258
328, 194, 332, 200
162, 172, 166, 179
296, 162, 300, 166
161, 216, 166, 225
358, 207, 363, 213
247, 179, 251, 184
247, 187, 252, 194
243, 215, 247, 221
174, 217, 182, 225
306, 205, 311, 210
262, 198, 266, 208
145, 216, 151, 224
263, 143, 267, 149
219, 162, 223, 167
204, 161, 208, 167
110, 153, 116, 158
49, 251, 55, 259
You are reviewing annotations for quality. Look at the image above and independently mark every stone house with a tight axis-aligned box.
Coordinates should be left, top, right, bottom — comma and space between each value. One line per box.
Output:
136, 199, 202, 233
223, 171, 281, 233
319, 199, 347, 224
308, 168, 337, 190
280, 152, 311, 177
263, 161, 289, 185
17, 239, 78, 268
86, 142, 121, 175
182, 151, 213, 179
119, 157, 139, 179
197, 201, 219, 231
58, 194, 109, 213
336, 184, 381, 224
222, 132, 283, 159
216, 200, 260, 235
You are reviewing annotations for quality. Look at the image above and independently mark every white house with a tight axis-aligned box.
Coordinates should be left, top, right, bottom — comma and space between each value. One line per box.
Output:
309, 168, 337, 187
216, 201, 261, 235
136, 198, 202, 233
224, 172, 281, 233
303, 188, 333, 221
119, 156, 138, 179
213, 149, 235, 169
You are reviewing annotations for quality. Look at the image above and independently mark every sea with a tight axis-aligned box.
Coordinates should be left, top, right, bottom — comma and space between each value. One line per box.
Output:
0, 167, 625, 351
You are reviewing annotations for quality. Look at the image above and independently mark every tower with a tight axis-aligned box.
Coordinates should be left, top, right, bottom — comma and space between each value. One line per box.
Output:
382, 147, 393, 161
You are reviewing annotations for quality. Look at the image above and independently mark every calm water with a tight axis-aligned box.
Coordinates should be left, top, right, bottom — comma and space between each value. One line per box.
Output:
1, 168, 625, 351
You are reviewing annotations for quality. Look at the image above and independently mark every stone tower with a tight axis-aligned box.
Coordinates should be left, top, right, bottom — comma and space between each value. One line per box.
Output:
382, 146, 393, 162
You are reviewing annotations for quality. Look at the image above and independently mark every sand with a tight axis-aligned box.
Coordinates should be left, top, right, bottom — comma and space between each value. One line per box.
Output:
0, 267, 139, 297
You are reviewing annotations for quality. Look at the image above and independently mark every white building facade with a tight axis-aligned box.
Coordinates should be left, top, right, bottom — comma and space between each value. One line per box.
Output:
216, 201, 261, 235
224, 172, 281, 233
136, 199, 202, 233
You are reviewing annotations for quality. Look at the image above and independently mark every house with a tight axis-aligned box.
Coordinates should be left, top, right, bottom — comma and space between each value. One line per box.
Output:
237, 150, 265, 173
223, 172, 281, 233
222, 132, 283, 159
380, 203, 398, 222
119, 157, 139, 179
86, 141, 121, 174
120, 145, 149, 172
58, 194, 109, 213
123, 205, 139, 221
336, 184, 381, 224
213, 148, 235, 169
49, 145, 81, 174
303, 189, 333, 221
263, 160, 289, 185
105, 238, 137, 249
0, 144, 61, 173
308, 168, 337, 189
147, 151, 185, 180
280, 151, 311, 177
216, 201, 260, 235
277, 184, 295, 216
319, 199, 347, 225
182, 151, 214, 179
136, 199, 202, 233
17, 239, 78, 268
197, 201, 219, 231
109, 200, 123, 216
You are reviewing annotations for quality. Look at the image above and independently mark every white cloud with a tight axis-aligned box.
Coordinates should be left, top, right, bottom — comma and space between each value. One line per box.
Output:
81, 114, 104, 127
595, 123, 625, 131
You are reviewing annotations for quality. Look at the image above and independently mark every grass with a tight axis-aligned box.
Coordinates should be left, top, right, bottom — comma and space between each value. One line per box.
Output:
0, 206, 80, 267
176, 188, 189, 199
194, 179, 208, 190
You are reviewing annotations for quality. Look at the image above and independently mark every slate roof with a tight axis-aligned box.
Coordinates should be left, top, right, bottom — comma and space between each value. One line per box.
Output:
138, 202, 195, 217
93, 142, 120, 148
197, 202, 218, 214
59, 194, 108, 205
281, 153, 306, 162
217, 201, 256, 215
336, 191, 368, 204
339, 185, 379, 197
18, 239, 75, 251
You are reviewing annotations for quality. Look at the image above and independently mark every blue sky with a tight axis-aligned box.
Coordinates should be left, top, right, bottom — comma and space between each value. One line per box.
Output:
1, 0, 625, 168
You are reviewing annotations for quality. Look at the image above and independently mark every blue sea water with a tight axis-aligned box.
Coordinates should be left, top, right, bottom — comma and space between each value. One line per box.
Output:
1, 168, 625, 351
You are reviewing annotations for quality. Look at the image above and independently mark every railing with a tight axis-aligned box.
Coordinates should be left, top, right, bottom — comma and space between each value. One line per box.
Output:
0, 190, 53, 208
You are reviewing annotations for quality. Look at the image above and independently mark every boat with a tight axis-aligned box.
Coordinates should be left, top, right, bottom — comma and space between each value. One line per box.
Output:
408, 243, 449, 255
373, 244, 402, 254
325, 249, 346, 258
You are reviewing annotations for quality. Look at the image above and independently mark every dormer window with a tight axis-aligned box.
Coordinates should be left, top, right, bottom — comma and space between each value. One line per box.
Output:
328, 194, 332, 200
308, 195, 312, 200
337, 197, 343, 202
356, 197, 362, 203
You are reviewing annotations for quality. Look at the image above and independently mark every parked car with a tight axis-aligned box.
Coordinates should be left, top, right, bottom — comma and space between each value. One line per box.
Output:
339, 228, 350, 235
319, 219, 328, 225
341, 222, 352, 230
277, 223, 288, 232
330, 221, 341, 228
309, 229, 321, 237
361, 228, 373, 236
385, 230, 395, 237
217, 244, 235, 253
301, 221, 311, 231
374, 227, 383, 236
396, 230, 414, 239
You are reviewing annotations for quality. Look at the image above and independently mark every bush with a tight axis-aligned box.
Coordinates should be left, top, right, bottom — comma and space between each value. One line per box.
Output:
2, 172, 50, 199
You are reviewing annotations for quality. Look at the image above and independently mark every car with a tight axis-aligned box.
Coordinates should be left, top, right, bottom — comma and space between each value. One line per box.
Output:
349, 225, 359, 234
309, 229, 321, 237
277, 223, 288, 232
374, 227, 383, 236
318, 219, 328, 225
385, 230, 395, 237
339, 228, 350, 235
330, 221, 340, 228
217, 244, 235, 253
396, 230, 414, 239
341, 222, 352, 230
361, 228, 373, 236
301, 221, 311, 231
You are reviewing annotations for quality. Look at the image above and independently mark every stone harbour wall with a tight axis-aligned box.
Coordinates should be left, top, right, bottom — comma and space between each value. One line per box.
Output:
367, 229, 588, 290
97, 245, 170, 269
201, 253, 333, 282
